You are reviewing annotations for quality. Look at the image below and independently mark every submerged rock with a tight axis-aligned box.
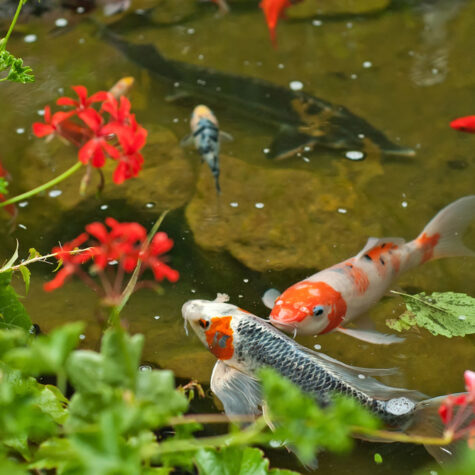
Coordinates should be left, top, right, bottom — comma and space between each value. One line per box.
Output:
185, 153, 385, 272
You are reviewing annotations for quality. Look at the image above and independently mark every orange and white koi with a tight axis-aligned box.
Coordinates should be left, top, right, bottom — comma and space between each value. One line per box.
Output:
265, 196, 475, 343
182, 296, 472, 464
108, 76, 134, 99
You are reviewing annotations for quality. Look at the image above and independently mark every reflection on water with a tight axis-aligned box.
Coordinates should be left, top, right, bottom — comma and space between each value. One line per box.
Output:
0, 1, 474, 473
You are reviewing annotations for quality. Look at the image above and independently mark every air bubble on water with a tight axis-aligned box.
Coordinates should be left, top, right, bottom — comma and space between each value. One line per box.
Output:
289, 81, 304, 91
401, 201, 408, 208
24, 34, 37, 43
432, 68, 439, 75
230, 202, 239, 208
345, 150, 364, 160
55, 18, 68, 27
145, 202, 155, 209
363, 61, 372, 69
358, 133, 365, 139
312, 20, 323, 27
338, 208, 348, 214
278, 63, 285, 69
16, 128, 25, 134
100, 204, 108, 210
174, 82, 180, 88
346, 22, 353, 29
37, 109, 45, 116
302, 157, 310, 163
263, 148, 270, 154
77, 6, 85, 13
350, 73, 358, 79
238, 294, 243, 298
191, 289, 196, 294
135, 9, 145, 15
19, 202, 28, 208
255, 202, 264, 209
154, 315, 161, 320
173, 118, 179, 123
187, 28, 195, 35
198, 54, 204, 60
314, 344, 322, 350
78, 38, 85, 44
358, 374, 366, 379
304, 146, 312, 152
243, 278, 249, 283
48, 189, 62, 198
79, 334, 86, 340
18, 224, 27, 230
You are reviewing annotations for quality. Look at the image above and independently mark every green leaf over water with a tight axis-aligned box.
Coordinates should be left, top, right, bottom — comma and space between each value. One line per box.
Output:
0, 271, 32, 331
0, 50, 34, 84
0, 177, 8, 195
387, 291, 475, 338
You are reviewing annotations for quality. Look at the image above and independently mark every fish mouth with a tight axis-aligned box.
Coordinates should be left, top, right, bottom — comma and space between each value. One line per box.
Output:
181, 300, 206, 322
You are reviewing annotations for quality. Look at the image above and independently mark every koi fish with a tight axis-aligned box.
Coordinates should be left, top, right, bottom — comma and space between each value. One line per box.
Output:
260, 0, 303, 46
263, 195, 475, 344
100, 28, 415, 160
181, 105, 232, 195
450, 116, 475, 133
108, 76, 134, 99
182, 296, 471, 464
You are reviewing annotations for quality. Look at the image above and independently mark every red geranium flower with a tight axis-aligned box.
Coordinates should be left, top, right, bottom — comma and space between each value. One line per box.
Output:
450, 116, 475, 133
139, 232, 180, 282
102, 94, 132, 126
57, 85, 109, 112
32, 106, 75, 138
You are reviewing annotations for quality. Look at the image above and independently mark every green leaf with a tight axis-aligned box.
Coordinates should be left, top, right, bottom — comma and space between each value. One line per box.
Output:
374, 453, 383, 464
387, 291, 475, 337
0, 453, 28, 474
0, 328, 28, 358
0, 177, 8, 195
259, 368, 380, 465
4, 322, 84, 375
0, 271, 32, 331
0, 50, 34, 84
195, 447, 297, 475
18, 266, 30, 295
27, 248, 40, 260
0, 242, 19, 272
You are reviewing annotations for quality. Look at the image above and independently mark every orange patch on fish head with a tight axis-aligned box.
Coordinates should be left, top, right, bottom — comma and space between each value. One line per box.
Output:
204, 316, 234, 360
416, 232, 440, 263
191, 105, 217, 130
269, 281, 347, 334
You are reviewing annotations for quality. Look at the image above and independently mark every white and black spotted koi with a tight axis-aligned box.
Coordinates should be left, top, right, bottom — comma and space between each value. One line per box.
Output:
182, 296, 472, 464
182, 105, 232, 195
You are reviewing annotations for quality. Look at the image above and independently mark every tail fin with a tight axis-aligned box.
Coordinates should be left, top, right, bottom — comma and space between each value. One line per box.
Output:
405, 393, 472, 464
415, 195, 475, 261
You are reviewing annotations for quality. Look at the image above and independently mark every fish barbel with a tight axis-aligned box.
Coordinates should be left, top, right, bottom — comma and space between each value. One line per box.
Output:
264, 195, 475, 344
182, 297, 470, 463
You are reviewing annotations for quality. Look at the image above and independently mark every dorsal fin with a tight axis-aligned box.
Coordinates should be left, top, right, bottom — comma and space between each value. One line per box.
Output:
355, 237, 406, 261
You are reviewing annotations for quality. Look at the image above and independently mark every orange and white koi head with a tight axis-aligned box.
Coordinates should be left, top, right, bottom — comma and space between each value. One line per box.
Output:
190, 105, 218, 132
269, 281, 347, 335
182, 295, 243, 360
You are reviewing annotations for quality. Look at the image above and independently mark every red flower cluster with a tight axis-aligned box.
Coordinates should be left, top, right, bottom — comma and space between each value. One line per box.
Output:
33, 86, 147, 184
438, 370, 475, 448
44, 219, 179, 299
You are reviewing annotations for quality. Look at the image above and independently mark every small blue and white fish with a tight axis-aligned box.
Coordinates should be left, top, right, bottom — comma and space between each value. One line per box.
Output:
181, 105, 232, 195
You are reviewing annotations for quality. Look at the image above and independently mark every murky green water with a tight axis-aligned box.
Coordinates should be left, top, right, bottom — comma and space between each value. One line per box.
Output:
1, 0, 474, 472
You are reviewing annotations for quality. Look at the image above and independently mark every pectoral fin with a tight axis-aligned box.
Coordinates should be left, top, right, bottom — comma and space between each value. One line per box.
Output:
336, 327, 405, 345
180, 134, 194, 147
210, 361, 262, 417
219, 131, 234, 142
262, 288, 281, 309
266, 128, 316, 160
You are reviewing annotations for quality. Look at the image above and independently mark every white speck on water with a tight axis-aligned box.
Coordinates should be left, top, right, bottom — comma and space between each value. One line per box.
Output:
173, 117, 179, 123
303, 146, 312, 152
345, 150, 364, 160
338, 208, 348, 214
401, 201, 408, 208
302, 157, 310, 163
289, 80, 304, 91
430, 471, 438, 475
48, 189, 62, 198
314, 344, 322, 350
408, 50, 415, 57
358, 133, 365, 139
432, 68, 439, 75
277, 63, 285, 69
191, 289, 196, 294
77, 6, 85, 13
173, 82, 180, 88
37, 109, 45, 116
18, 224, 27, 230
198, 54, 204, 60
243, 278, 249, 283
145, 202, 155, 209
79, 334, 86, 340
255, 202, 265, 209
346, 22, 353, 28
263, 148, 270, 154
100, 204, 108, 210
135, 9, 145, 14
154, 315, 161, 320
230, 202, 239, 208
55, 18, 68, 27
78, 38, 85, 44
350, 73, 358, 79
458, 315, 467, 321
187, 28, 195, 35
58, 87, 64, 94
312, 19, 323, 26
238, 294, 243, 298
363, 61, 372, 69
216, 86, 222, 92
109, 260, 118, 265
24, 34, 37, 43
18, 201, 28, 208
196, 79, 206, 86
358, 374, 366, 379
16, 128, 25, 134
402, 192, 407, 198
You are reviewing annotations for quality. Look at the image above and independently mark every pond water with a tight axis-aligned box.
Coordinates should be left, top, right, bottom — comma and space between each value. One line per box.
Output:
1, 0, 474, 473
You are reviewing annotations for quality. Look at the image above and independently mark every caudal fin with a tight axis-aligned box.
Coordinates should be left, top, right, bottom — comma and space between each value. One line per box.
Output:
405, 393, 472, 464
415, 195, 475, 261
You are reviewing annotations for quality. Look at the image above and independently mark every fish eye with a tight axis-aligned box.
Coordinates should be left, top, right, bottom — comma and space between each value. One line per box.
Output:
198, 319, 210, 329
313, 305, 325, 317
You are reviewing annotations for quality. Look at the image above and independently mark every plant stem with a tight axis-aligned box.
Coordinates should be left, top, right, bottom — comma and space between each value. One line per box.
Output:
1, 0, 24, 49
0, 161, 82, 208
350, 426, 452, 446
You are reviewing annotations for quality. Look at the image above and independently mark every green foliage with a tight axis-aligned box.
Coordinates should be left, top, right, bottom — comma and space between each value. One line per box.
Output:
374, 453, 383, 464
0, 177, 8, 194
0, 50, 34, 84
0, 271, 32, 331
387, 291, 475, 337
259, 367, 380, 465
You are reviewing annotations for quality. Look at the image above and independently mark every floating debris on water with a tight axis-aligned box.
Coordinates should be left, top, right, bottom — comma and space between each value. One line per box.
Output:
230, 202, 239, 208
289, 81, 304, 91
55, 18, 68, 28
345, 150, 365, 160
255, 202, 265, 209
18, 201, 28, 208
145, 202, 155, 209
338, 208, 348, 214
100, 204, 108, 210
16, 128, 25, 134
48, 189, 62, 198
401, 201, 408, 208
314, 344, 321, 350
363, 61, 373, 69
18, 224, 27, 230
24, 34, 37, 43
312, 20, 323, 27
154, 315, 160, 320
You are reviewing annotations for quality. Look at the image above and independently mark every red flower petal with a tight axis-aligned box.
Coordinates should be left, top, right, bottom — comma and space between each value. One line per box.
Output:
88, 91, 109, 104
79, 139, 98, 164
78, 109, 103, 132
56, 97, 78, 107
86, 222, 108, 242
72, 85, 88, 105
43, 267, 74, 292
33, 123, 55, 138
